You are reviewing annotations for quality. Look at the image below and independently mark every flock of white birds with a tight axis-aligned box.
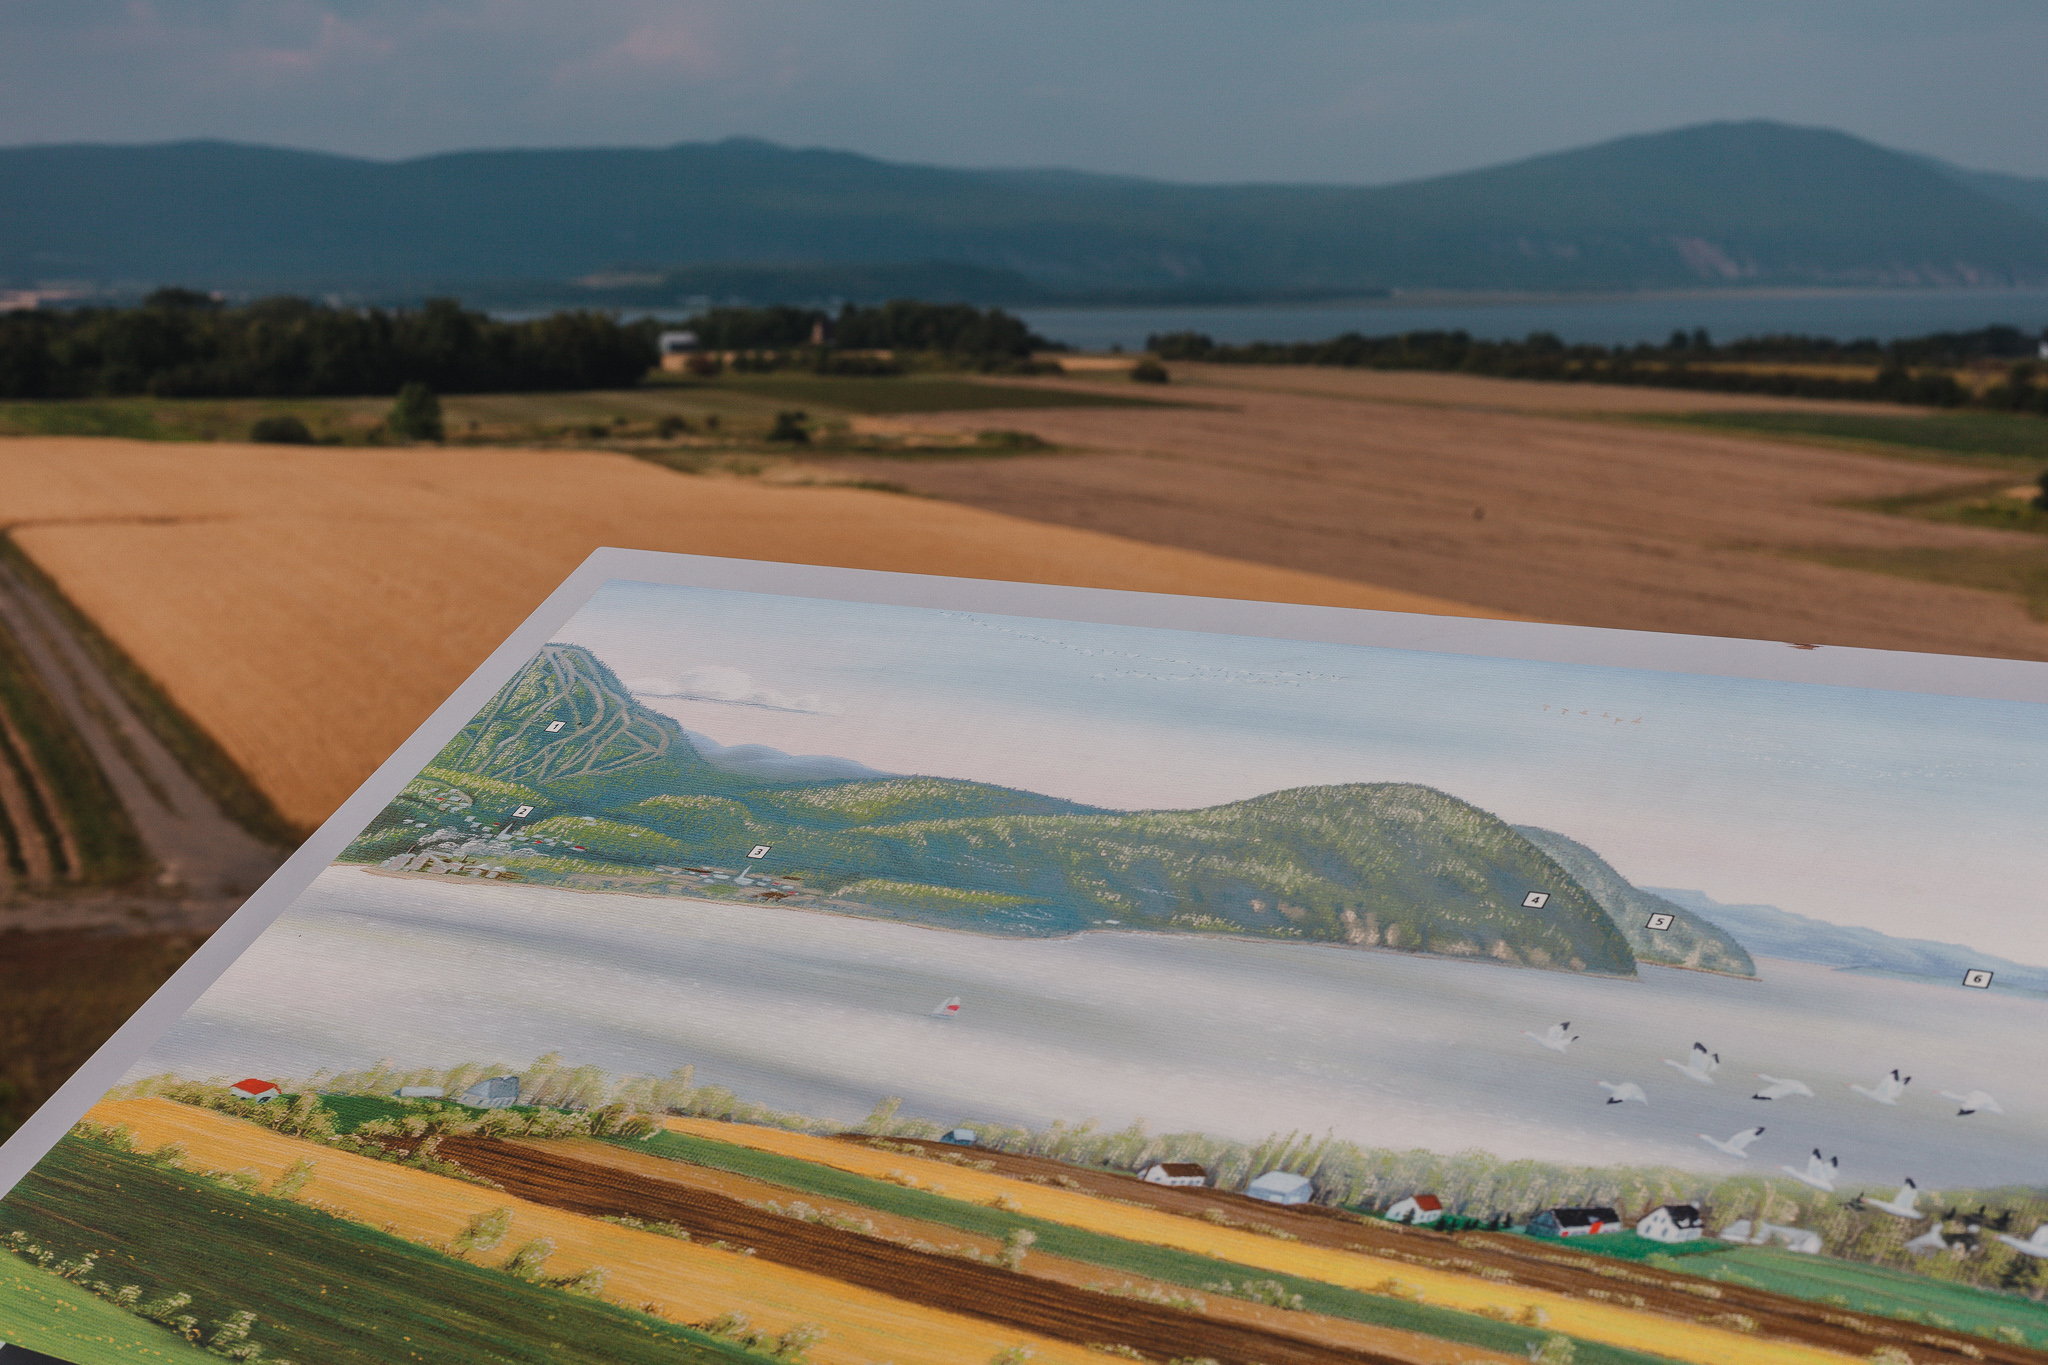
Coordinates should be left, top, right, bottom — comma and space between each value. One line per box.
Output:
1518, 1020, 2043, 1255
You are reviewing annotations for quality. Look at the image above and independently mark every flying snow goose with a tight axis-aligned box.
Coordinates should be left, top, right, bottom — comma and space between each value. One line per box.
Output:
1903, 1225, 1950, 1255
1662, 1042, 1720, 1085
1998, 1226, 2048, 1258
1779, 1148, 1839, 1192
1598, 1081, 1648, 1105
1751, 1074, 1814, 1101
1937, 1088, 2002, 1116
1522, 1022, 1579, 1053
1698, 1126, 1764, 1157
1848, 1069, 1910, 1105
1866, 1179, 1930, 1219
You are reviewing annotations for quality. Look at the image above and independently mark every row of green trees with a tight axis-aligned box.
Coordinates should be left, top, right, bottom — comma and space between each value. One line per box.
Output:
680, 300, 1051, 359
1147, 325, 2048, 412
0, 291, 658, 399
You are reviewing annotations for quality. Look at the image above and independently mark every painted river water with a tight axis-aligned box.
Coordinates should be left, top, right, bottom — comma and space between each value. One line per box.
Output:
135, 866, 2046, 1190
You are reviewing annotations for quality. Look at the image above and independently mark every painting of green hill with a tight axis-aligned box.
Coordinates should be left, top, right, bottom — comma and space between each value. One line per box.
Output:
1515, 826, 1756, 977
345, 643, 1639, 975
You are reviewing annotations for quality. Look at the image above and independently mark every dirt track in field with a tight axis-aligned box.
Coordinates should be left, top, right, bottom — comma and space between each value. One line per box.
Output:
821, 366, 2048, 659
844, 1136, 2045, 1365
438, 1136, 1441, 1365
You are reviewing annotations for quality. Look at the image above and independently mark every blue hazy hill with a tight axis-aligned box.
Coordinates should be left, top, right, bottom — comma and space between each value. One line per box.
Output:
7, 121, 2047, 301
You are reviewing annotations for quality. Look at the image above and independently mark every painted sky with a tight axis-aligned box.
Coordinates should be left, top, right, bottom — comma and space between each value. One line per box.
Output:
5, 2, 2045, 181
558, 581, 2048, 965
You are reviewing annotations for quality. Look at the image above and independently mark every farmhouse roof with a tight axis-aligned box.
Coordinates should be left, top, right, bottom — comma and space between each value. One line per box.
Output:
230, 1078, 278, 1093
1654, 1204, 1703, 1224
1547, 1206, 1620, 1227
1408, 1194, 1443, 1211
1150, 1162, 1206, 1178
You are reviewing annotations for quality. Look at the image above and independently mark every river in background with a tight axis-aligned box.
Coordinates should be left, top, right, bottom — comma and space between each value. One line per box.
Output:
1018, 288, 2048, 352
136, 868, 2044, 1191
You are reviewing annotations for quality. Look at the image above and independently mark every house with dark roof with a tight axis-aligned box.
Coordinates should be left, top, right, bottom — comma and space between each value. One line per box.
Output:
1636, 1204, 1704, 1243
1529, 1206, 1622, 1238
1139, 1161, 1208, 1187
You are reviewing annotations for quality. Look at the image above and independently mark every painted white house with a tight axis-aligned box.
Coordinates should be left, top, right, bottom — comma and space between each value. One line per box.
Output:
394, 1086, 445, 1099
941, 1128, 978, 1146
1139, 1162, 1208, 1187
1635, 1204, 1704, 1243
1385, 1194, 1444, 1225
1245, 1170, 1314, 1205
1719, 1218, 1822, 1254
228, 1079, 281, 1103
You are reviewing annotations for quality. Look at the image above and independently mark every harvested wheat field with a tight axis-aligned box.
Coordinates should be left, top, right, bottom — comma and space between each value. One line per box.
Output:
828, 366, 2048, 659
0, 437, 1497, 831
83, 1098, 1104, 1365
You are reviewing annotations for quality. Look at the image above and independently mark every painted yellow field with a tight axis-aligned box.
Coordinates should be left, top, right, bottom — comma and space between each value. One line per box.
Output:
662, 1118, 1862, 1365
84, 1099, 1099, 1365
0, 437, 1503, 830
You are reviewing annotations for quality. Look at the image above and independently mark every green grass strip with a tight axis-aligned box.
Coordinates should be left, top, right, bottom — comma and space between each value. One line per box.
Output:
0, 1136, 764, 1365
620, 1130, 1682, 1365
1639, 409, 2048, 467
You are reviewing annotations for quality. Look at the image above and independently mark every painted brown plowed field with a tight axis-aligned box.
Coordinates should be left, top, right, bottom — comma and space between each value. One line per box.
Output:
824, 367, 2048, 659
538, 1138, 1520, 1365
823, 1135, 2047, 1365
0, 437, 1500, 829
441, 1136, 1435, 1365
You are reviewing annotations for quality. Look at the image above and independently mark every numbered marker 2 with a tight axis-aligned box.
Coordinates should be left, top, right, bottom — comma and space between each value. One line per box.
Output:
748, 844, 772, 861
1644, 912, 1674, 931
512, 805, 534, 819
545, 720, 565, 733
1522, 891, 1550, 909
1962, 969, 1994, 989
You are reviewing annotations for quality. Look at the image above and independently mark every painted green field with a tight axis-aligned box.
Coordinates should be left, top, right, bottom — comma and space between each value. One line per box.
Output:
0, 1136, 762, 1365
622, 1129, 1674, 1365
1646, 409, 2048, 468
702, 373, 1169, 414
1703, 1245, 2048, 1348
0, 1253, 213, 1362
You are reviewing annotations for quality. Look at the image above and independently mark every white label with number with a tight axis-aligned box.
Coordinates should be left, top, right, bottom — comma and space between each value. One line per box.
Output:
512, 805, 533, 818
749, 844, 771, 860
545, 720, 565, 733
1522, 891, 1549, 909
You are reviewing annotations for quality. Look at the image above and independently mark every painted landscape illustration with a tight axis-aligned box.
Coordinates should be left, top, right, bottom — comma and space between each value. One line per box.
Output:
7, 580, 2048, 1365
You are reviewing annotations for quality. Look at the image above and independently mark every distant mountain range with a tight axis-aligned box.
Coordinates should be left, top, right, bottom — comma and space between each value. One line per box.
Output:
1646, 887, 2048, 992
9, 121, 2048, 305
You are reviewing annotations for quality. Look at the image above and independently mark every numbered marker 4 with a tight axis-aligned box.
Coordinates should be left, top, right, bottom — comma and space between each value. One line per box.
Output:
1522, 891, 1550, 909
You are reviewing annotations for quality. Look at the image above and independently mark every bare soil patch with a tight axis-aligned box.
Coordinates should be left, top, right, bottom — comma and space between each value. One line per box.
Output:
819, 369, 2048, 658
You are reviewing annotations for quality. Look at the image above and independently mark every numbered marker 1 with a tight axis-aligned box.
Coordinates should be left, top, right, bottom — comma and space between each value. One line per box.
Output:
512, 805, 533, 819
1962, 969, 1994, 989
1644, 913, 1674, 931
749, 844, 771, 861
1522, 892, 1550, 909
545, 721, 565, 733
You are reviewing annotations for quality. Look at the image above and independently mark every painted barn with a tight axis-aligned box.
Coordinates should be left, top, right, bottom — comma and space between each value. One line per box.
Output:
458, 1075, 522, 1109
1245, 1170, 1314, 1205
1139, 1162, 1208, 1187
1635, 1204, 1704, 1243
228, 1079, 281, 1103
1386, 1194, 1444, 1225
1529, 1206, 1622, 1238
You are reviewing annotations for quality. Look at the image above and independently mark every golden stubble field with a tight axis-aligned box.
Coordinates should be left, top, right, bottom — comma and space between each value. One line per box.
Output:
832, 366, 2048, 658
0, 437, 1498, 831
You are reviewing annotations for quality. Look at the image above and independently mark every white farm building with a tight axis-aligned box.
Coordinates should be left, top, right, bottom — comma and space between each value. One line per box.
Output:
1245, 1171, 1314, 1205
459, 1075, 522, 1109
1386, 1194, 1444, 1225
1635, 1204, 1704, 1243
1139, 1162, 1208, 1187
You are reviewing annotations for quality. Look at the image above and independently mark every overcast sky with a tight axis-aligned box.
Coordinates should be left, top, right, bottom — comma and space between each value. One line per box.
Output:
560, 582, 2048, 966
4, 1, 2044, 183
